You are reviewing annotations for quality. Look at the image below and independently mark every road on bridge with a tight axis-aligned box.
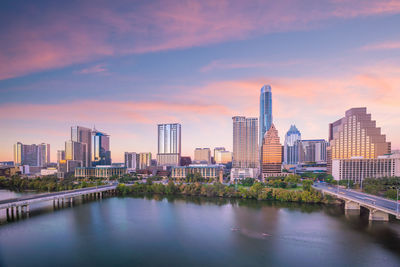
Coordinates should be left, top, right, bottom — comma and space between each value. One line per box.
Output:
314, 182, 399, 214
0, 184, 116, 205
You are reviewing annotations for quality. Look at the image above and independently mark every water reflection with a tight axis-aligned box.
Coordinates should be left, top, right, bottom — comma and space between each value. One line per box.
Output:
0, 191, 400, 266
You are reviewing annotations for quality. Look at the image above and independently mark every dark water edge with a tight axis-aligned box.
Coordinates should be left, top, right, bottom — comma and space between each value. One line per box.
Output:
0, 191, 400, 266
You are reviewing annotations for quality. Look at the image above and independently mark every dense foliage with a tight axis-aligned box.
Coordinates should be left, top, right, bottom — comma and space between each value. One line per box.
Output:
116, 181, 325, 203
0, 175, 105, 192
362, 177, 400, 200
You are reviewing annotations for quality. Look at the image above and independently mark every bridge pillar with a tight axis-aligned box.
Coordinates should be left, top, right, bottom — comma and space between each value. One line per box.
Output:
369, 209, 389, 221
344, 200, 360, 210
26, 205, 30, 213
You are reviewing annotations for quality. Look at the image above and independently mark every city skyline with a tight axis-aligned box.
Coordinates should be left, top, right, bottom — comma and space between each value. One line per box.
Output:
1, 1, 400, 162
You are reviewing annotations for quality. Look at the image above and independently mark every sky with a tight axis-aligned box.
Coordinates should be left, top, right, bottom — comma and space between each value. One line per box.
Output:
1, 0, 400, 162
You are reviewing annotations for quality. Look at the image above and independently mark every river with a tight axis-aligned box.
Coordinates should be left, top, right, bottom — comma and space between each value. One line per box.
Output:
0, 190, 399, 266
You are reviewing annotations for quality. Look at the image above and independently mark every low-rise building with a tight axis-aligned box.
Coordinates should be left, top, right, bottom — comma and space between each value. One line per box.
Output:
332, 154, 400, 183
75, 165, 127, 178
171, 164, 224, 180
230, 168, 259, 182
0, 166, 21, 177
40, 168, 58, 176
295, 162, 327, 174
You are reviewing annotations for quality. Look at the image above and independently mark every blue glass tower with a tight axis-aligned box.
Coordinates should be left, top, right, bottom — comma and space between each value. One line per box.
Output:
259, 85, 272, 146
283, 125, 301, 165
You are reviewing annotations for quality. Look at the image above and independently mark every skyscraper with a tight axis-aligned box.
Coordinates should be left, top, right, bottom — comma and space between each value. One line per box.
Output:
261, 124, 282, 175
38, 143, 50, 167
232, 116, 259, 168
259, 85, 272, 148
157, 123, 181, 166
283, 125, 301, 165
57, 150, 65, 163
328, 107, 391, 173
138, 152, 152, 169
71, 126, 92, 167
92, 129, 111, 166
124, 152, 137, 171
14, 142, 50, 167
65, 140, 86, 165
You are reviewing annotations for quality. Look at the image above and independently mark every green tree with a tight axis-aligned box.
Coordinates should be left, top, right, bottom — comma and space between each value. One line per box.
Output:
384, 189, 397, 200
302, 180, 313, 191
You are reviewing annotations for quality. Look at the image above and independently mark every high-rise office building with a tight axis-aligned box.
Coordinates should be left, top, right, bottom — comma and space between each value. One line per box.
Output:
57, 150, 65, 163
65, 140, 86, 166
259, 85, 272, 148
14, 142, 50, 167
38, 143, 50, 167
283, 125, 301, 165
124, 152, 137, 171
71, 126, 92, 167
157, 123, 181, 166
232, 116, 259, 168
138, 152, 152, 169
194, 148, 211, 164
328, 107, 391, 174
14, 142, 22, 166
298, 139, 328, 163
92, 129, 111, 166
261, 124, 282, 175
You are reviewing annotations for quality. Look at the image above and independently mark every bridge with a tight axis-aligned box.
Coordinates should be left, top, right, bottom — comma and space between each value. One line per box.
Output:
0, 184, 117, 219
313, 182, 400, 221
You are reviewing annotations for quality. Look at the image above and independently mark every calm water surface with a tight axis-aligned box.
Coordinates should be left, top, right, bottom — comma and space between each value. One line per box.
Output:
0, 190, 400, 266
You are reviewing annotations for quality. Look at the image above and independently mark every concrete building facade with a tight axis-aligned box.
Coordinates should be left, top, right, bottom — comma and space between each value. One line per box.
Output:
332, 154, 400, 182
194, 148, 211, 164
171, 164, 224, 180
232, 116, 259, 169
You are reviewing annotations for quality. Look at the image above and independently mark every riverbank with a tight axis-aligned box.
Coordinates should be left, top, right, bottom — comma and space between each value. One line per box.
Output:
116, 182, 338, 204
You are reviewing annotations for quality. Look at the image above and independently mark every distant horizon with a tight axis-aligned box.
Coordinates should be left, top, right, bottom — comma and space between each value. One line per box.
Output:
1, 1, 400, 162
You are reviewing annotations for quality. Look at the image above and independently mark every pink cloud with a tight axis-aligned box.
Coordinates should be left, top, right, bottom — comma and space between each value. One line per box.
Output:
0, 100, 233, 125
1, 0, 400, 80
360, 41, 400, 51
1, 62, 400, 161
78, 64, 108, 74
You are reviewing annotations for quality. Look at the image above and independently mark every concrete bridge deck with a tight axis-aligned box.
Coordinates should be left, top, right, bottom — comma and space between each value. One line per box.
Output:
0, 184, 117, 217
313, 182, 399, 221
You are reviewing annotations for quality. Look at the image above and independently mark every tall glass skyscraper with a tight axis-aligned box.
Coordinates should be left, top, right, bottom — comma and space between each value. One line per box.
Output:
283, 125, 301, 165
157, 123, 181, 166
71, 126, 92, 167
91, 130, 111, 166
259, 85, 272, 148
